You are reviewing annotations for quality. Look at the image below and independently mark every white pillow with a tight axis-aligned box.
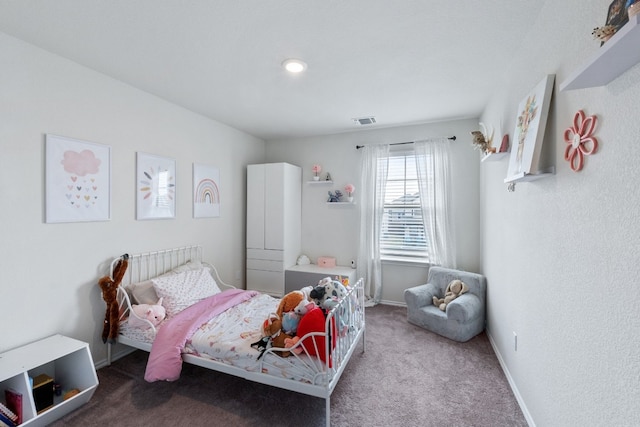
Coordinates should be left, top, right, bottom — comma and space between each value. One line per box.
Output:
128, 261, 207, 304
152, 268, 221, 316
129, 280, 158, 305
170, 260, 204, 274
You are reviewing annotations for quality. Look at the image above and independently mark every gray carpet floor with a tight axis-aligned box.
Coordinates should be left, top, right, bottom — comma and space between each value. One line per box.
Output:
51, 305, 527, 426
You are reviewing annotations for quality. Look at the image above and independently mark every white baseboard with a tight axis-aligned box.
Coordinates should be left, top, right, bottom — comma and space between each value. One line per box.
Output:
486, 328, 536, 427
379, 299, 406, 307
94, 346, 137, 370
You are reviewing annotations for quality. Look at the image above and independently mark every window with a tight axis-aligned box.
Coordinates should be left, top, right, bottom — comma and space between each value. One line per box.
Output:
380, 152, 429, 262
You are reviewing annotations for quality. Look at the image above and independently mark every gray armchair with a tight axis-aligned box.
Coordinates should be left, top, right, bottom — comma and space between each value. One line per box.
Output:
404, 266, 486, 342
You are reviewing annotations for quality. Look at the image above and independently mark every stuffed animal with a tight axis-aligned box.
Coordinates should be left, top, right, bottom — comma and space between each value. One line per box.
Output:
310, 278, 348, 309
299, 285, 313, 301
433, 279, 469, 311
262, 314, 293, 357
310, 278, 351, 334
98, 254, 129, 343
296, 306, 336, 366
295, 299, 316, 316
327, 190, 343, 202
284, 336, 303, 355
276, 290, 306, 319
254, 290, 310, 358
281, 310, 300, 335
129, 298, 166, 329
281, 300, 316, 335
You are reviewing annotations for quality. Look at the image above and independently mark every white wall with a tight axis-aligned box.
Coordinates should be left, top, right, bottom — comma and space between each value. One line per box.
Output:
480, 2, 640, 425
266, 118, 481, 304
0, 33, 265, 364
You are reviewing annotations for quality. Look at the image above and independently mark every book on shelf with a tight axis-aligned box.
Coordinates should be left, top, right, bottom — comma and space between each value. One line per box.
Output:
3, 388, 22, 425
0, 406, 16, 427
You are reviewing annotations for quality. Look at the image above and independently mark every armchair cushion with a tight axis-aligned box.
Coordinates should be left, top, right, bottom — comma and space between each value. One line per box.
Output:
404, 267, 486, 342
404, 282, 439, 309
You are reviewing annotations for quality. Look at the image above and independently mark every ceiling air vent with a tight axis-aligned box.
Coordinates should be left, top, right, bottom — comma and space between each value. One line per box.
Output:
353, 116, 377, 126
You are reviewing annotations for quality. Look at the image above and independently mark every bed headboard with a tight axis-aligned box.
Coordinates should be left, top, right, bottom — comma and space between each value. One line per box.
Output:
111, 245, 205, 286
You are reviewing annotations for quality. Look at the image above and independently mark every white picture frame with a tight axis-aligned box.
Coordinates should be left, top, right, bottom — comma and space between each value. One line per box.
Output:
193, 163, 220, 218
45, 134, 111, 223
506, 74, 555, 180
136, 152, 176, 220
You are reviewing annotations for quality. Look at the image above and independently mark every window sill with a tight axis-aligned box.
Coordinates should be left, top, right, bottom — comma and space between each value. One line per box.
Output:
381, 257, 430, 267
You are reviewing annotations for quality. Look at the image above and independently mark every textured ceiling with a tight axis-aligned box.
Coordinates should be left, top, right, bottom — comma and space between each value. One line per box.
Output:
0, 1, 545, 140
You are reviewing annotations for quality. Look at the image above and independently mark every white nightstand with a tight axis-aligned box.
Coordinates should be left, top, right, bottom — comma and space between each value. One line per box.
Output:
285, 264, 356, 294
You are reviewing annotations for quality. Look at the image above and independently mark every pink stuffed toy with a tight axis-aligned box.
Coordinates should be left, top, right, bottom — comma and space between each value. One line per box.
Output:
284, 336, 303, 355
128, 298, 166, 329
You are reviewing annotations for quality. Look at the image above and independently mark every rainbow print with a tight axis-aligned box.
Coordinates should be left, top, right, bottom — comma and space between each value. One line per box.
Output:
193, 163, 220, 218
195, 178, 219, 204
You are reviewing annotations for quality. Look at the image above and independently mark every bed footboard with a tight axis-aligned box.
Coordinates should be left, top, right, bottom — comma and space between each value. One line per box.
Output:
259, 278, 365, 388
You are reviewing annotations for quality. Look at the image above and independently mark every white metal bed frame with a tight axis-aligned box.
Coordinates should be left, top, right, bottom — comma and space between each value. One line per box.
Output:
105, 245, 365, 427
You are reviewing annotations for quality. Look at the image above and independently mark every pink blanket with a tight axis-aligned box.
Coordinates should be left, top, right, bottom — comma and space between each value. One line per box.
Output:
144, 289, 258, 382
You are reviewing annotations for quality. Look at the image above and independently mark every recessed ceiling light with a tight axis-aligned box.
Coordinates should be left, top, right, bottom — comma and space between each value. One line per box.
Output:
282, 58, 307, 73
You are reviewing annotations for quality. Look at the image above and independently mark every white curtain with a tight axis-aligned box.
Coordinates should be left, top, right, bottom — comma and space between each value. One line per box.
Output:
414, 139, 457, 268
356, 144, 389, 306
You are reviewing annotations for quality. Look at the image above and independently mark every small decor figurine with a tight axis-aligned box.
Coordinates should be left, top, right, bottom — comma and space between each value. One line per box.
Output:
344, 184, 355, 202
471, 123, 495, 155
325, 172, 332, 181
499, 134, 510, 153
563, 110, 598, 172
327, 190, 343, 202
312, 164, 322, 181
592, 25, 617, 42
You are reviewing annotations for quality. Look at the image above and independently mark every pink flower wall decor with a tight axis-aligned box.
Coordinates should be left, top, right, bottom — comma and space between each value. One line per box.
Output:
563, 110, 598, 172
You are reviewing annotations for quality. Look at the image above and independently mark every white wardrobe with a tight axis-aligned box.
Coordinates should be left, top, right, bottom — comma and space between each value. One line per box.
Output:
246, 162, 301, 296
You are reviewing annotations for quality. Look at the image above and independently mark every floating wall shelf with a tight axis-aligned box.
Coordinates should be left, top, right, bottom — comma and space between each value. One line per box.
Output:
560, 14, 640, 91
481, 152, 509, 162
307, 180, 333, 184
504, 166, 555, 184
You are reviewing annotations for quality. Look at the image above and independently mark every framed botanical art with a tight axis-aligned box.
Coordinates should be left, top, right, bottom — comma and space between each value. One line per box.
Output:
45, 134, 111, 223
193, 163, 220, 218
506, 74, 555, 181
136, 152, 176, 220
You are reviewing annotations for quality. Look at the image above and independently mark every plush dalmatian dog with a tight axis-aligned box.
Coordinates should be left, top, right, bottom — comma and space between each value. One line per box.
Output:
310, 276, 348, 309
310, 276, 351, 334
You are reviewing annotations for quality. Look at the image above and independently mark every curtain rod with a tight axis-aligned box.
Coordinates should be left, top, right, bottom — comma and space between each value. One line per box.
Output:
355, 135, 456, 149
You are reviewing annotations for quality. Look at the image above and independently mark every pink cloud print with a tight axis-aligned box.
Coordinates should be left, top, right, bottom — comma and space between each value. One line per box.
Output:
61, 150, 102, 208
61, 149, 101, 176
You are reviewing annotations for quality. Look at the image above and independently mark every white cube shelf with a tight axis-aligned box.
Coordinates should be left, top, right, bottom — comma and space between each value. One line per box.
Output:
0, 335, 98, 426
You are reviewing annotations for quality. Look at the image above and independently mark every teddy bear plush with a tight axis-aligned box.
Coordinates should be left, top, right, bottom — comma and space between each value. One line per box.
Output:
276, 290, 306, 319
262, 314, 293, 357
129, 298, 166, 329
433, 279, 469, 311
98, 254, 129, 343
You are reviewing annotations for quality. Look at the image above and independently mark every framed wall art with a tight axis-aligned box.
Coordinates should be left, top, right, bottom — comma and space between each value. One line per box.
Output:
606, 0, 629, 31
506, 74, 555, 181
45, 134, 111, 223
136, 152, 176, 220
193, 163, 220, 218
